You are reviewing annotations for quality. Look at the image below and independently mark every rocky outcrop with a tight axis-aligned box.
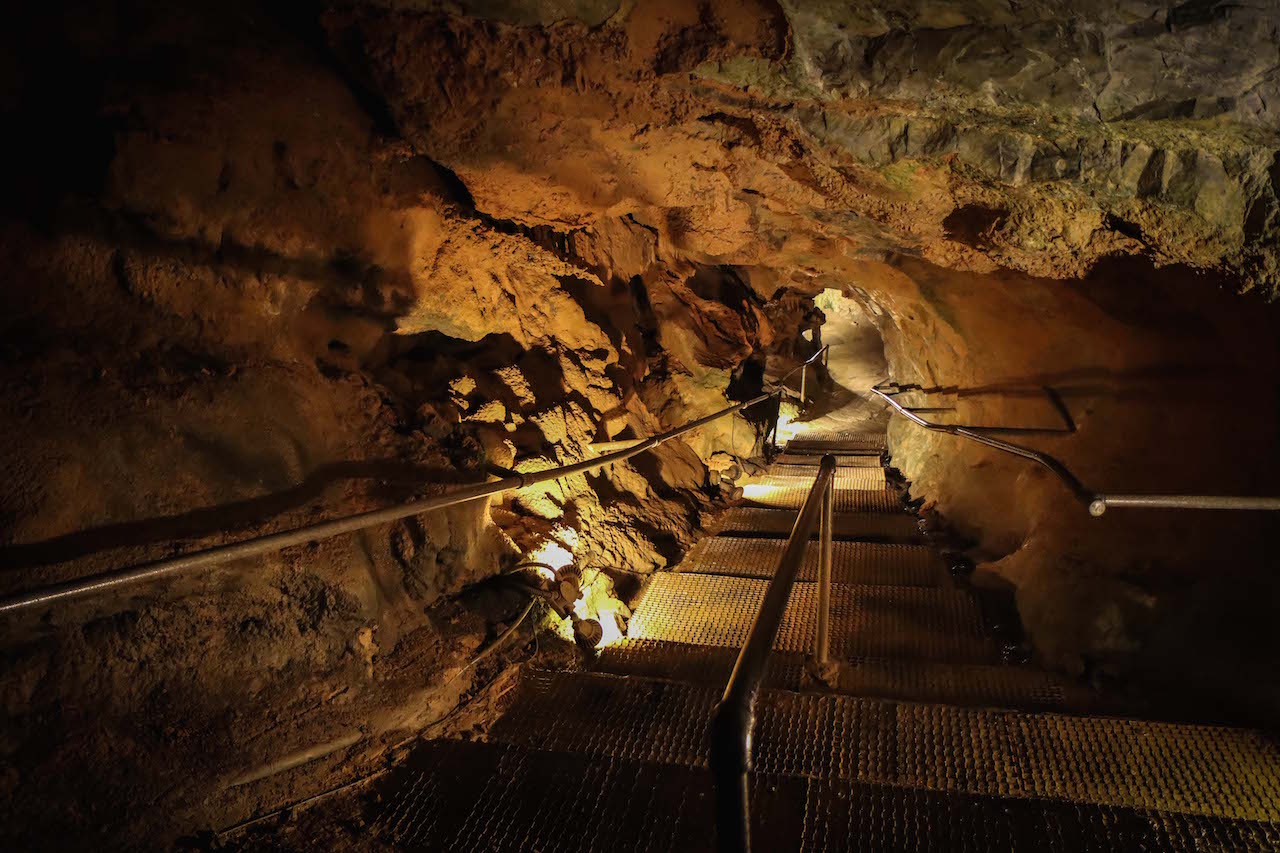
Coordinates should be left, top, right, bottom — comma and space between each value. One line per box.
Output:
333, 0, 1279, 293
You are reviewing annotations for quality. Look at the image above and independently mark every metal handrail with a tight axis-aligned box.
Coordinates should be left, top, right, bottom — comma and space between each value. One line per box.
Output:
0, 347, 833, 616
870, 384, 1280, 517
869, 386, 1094, 505
815, 466, 835, 668
710, 454, 837, 853
798, 343, 829, 410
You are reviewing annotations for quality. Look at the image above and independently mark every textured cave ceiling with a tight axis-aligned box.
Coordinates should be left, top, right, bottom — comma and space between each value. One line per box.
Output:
322, 0, 1280, 297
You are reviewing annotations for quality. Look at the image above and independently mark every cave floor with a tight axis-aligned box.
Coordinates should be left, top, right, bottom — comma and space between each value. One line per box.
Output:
225, 433, 1280, 850
789, 306, 890, 438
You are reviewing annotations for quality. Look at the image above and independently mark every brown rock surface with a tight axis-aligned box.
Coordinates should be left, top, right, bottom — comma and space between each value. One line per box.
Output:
849, 255, 1280, 707
1, 0, 1279, 847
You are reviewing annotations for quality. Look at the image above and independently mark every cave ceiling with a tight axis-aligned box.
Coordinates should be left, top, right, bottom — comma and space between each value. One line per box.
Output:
325, 0, 1280, 297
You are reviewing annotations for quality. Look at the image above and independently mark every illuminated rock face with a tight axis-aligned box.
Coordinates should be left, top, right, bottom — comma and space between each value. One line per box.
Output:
320, 0, 1280, 694
1, 1, 1278, 847
832, 257, 1280, 686
330, 0, 1280, 293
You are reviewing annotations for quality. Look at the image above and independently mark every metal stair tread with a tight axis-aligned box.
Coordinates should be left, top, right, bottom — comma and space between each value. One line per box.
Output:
742, 473, 899, 513
593, 638, 1091, 713
489, 670, 1280, 824
786, 433, 888, 452
678, 536, 946, 586
629, 572, 996, 664
377, 737, 507, 846
377, 737, 1280, 851
751, 467, 888, 489
364, 424, 1280, 851
774, 452, 883, 467
713, 507, 923, 542
369, 433, 1280, 850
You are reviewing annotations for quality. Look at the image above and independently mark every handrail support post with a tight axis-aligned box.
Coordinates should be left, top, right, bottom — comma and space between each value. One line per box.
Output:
815, 469, 833, 667
710, 454, 836, 852
710, 700, 753, 853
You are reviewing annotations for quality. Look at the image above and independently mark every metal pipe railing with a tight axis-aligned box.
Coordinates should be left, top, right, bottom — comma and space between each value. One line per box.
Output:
869, 386, 1094, 504
709, 454, 837, 853
799, 344, 829, 412
778, 345, 829, 386
1088, 494, 1280, 516
815, 473, 834, 667
0, 348, 834, 616
870, 384, 1280, 517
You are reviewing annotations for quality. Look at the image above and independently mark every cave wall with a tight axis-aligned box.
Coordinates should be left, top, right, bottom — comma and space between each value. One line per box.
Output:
0, 4, 810, 846
2, 0, 1279, 846
327, 0, 1280, 294
853, 254, 1280, 712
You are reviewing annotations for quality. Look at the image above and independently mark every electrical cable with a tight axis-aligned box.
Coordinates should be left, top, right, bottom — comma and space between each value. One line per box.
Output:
443, 597, 537, 687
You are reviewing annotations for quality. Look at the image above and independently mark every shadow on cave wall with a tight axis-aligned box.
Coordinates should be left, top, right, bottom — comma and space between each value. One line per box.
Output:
5, 205, 416, 335
0, 459, 481, 574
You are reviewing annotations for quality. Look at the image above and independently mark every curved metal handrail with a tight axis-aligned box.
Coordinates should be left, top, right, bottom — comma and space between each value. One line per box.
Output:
870, 384, 1280, 517
869, 386, 1094, 505
710, 454, 837, 853
0, 347, 831, 616
777, 344, 828, 388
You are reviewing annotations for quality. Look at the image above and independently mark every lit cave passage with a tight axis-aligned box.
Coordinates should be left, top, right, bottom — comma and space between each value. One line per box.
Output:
3, 2, 1280, 849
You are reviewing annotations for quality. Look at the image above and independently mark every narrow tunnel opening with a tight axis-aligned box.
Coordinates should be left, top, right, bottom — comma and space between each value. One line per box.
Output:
791, 288, 890, 436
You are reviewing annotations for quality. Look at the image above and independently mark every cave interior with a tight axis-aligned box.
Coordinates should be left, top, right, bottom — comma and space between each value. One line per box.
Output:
2, 1, 1280, 849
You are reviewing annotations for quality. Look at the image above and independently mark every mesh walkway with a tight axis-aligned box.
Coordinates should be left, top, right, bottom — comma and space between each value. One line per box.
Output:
374, 432, 1280, 849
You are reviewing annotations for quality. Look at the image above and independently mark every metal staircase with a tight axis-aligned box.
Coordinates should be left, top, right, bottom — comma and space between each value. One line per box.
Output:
373, 434, 1280, 851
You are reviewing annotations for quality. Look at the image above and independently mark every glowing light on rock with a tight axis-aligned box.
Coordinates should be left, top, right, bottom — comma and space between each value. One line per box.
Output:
572, 597, 624, 647
775, 410, 800, 443
571, 571, 627, 648
526, 527, 579, 578
742, 483, 786, 500
775, 400, 806, 442
557, 527, 580, 550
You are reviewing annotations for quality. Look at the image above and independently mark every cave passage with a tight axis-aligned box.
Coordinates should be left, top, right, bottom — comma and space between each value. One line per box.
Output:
791, 289, 891, 437
3, 2, 1280, 850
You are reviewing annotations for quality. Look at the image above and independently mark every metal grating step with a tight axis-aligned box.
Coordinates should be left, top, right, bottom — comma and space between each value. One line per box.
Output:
492, 670, 1280, 823
714, 507, 923, 543
757, 467, 888, 489
595, 639, 809, 691
742, 487, 896, 513
629, 573, 995, 664
775, 452, 882, 467
679, 537, 945, 586
742, 476, 898, 513
593, 639, 1082, 713
787, 433, 888, 452
797, 774, 1280, 853
378, 739, 715, 851
377, 737, 507, 845
377, 738, 1280, 851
